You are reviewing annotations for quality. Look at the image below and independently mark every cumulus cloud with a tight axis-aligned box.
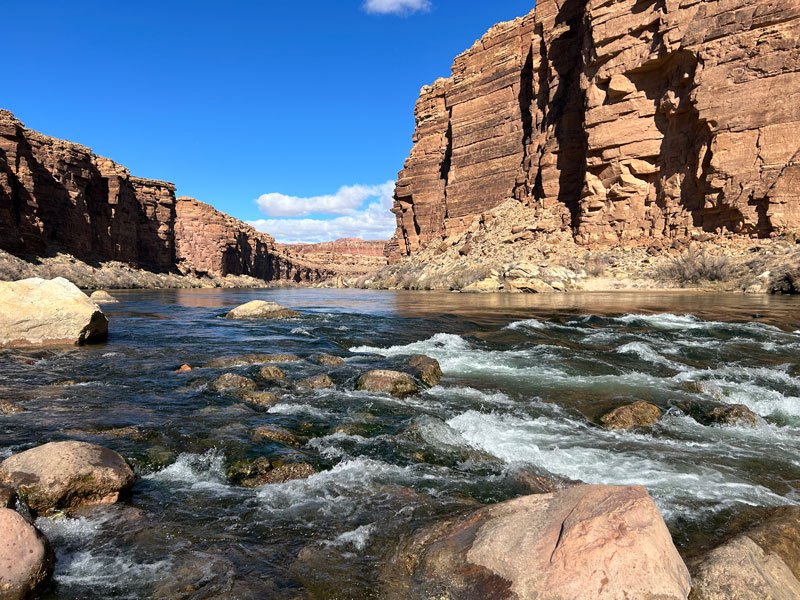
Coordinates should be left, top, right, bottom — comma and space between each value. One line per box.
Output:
248, 180, 397, 243
255, 183, 391, 218
362, 0, 431, 16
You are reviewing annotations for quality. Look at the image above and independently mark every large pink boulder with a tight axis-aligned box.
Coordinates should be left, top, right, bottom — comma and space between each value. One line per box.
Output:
0, 441, 134, 515
0, 508, 54, 600
386, 484, 691, 599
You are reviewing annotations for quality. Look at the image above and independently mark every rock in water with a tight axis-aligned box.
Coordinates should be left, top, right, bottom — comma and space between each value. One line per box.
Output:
357, 370, 419, 397
407, 355, 442, 387
0, 441, 135, 515
708, 404, 758, 428
314, 353, 346, 366
690, 506, 800, 600
212, 373, 257, 392
385, 484, 691, 600
225, 300, 300, 319
600, 401, 662, 430
0, 508, 55, 600
89, 290, 119, 304
297, 374, 335, 389
0, 277, 108, 348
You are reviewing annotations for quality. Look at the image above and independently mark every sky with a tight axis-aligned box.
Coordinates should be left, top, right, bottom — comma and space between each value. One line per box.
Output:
4, 0, 534, 243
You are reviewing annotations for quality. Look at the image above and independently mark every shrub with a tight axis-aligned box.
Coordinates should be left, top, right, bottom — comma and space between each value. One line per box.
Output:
657, 247, 732, 285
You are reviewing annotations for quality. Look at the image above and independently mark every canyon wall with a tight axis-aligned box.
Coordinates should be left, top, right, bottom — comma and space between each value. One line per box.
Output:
387, 0, 800, 260
278, 238, 388, 275
0, 110, 326, 282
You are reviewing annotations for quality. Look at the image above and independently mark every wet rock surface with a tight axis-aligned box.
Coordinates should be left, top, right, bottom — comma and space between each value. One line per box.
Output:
0, 441, 135, 515
297, 374, 335, 389
212, 373, 257, 392
0, 508, 55, 600
225, 300, 301, 320
357, 370, 419, 397
600, 400, 663, 430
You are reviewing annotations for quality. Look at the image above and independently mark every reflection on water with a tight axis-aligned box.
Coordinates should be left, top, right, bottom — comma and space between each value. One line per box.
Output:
1, 288, 798, 599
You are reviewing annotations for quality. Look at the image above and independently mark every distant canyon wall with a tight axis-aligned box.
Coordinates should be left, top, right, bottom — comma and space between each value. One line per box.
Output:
387, 0, 800, 260
0, 110, 329, 282
278, 238, 389, 274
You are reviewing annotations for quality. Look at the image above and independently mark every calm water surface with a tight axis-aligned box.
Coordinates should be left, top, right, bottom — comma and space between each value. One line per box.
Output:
2, 289, 799, 598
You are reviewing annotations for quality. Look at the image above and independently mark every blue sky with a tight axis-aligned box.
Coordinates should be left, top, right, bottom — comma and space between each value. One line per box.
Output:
4, 0, 534, 242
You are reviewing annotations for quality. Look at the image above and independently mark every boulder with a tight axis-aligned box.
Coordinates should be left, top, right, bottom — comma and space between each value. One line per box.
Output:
0, 508, 55, 600
206, 353, 301, 367
225, 300, 301, 319
227, 457, 273, 487
461, 277, 502, 293
212, 373, 257, 392
258, 366, 286, 380
357, 370, 419, 397
242, 391, 279, 408
315, 353, 346, 366
600, 401, 662, 430
260, 462, 317, 484
708, 404, 758, 428
173, 364, 192, 373
690, 506, 800, 599
89, 290, 119, 304
385, 484, 690, 600
0, 441, 135, 515
0, 277, 108, 348
297, 374, 334, 389
407, 355, 442, 387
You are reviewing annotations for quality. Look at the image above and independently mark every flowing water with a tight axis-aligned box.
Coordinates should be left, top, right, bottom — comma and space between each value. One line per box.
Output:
2, 289, 800, 598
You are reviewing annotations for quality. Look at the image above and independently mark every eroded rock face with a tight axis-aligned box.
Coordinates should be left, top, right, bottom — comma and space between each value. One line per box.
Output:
0, 277, 108, 348
0, 441, 135, 515
385, 484, 690, 600
277, 238, 388, 275
225, 300, 301, 320
357, 370, 420, 397
387, 1, 800, 261
0, 508, 55, 600
0, 110, 332, 284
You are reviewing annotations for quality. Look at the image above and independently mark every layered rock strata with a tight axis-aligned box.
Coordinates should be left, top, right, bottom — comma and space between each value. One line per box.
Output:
0, 110, 327, 283
387, 0, 800, 261
278, 238, 388, 274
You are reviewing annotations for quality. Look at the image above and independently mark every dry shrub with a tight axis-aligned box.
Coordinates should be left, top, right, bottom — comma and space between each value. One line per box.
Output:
657, 247, 732, 285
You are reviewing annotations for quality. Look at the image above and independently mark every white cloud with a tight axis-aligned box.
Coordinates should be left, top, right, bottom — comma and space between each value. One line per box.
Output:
248, 180, 397, 243
362, 0, 431, 16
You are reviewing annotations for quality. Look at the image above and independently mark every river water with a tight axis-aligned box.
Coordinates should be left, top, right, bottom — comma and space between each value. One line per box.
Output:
2, 289, 799, 598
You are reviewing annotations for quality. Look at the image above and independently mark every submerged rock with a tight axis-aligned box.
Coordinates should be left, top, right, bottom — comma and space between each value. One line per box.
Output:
690, 506, 800, 600
227, 457, 273, 487
225, 300, 301, 319
357, 370, 419, 397
0, 399, 25, 414
0, 441, 135, 515
314, 353, 346, 366
0, 508, 55, 600
212, 373, 257, 392
89, 290, 119, 304
206, 353, 301, 368
261, 462, 317, 484
407, 355, 442, 387
385, 484, 690, 600
253, 425, 304, 446
600, 401, 662, 430
258, 365, 286, 380
0, 277, 108, 348
297, 374, 334, 389
708, 404, 758, 428
243, 391, 279, 409
173, 363, 192, 373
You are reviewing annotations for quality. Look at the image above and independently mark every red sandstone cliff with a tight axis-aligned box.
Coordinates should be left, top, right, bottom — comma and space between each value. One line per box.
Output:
277, 238, 388, 274
0, 110, 327, 283
387, 0, 800, 261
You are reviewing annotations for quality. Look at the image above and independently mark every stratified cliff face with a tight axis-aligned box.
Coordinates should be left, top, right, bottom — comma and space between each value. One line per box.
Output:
175, 197, 330, 282
0, 110, 326, 283
277, 239, 388, 275
387, 0, 800, 260
0, 110, 177, 271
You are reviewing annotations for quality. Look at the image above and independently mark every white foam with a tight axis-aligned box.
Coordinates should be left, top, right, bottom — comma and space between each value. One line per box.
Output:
144, 449, 230, 491
269, 403, 332, 419
290, 327, 314, 337
616, 342, 682, 369
54, 550, 171, 590
506, 318, 548, 330
325, 524, 375, 551
446, 410, 791, 518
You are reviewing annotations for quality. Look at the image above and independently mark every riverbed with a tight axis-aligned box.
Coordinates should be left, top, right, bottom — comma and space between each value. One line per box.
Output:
2, 289, 799, 599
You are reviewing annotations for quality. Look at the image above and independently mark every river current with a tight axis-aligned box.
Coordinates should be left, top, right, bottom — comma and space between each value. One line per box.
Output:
2, 289, 799, 598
